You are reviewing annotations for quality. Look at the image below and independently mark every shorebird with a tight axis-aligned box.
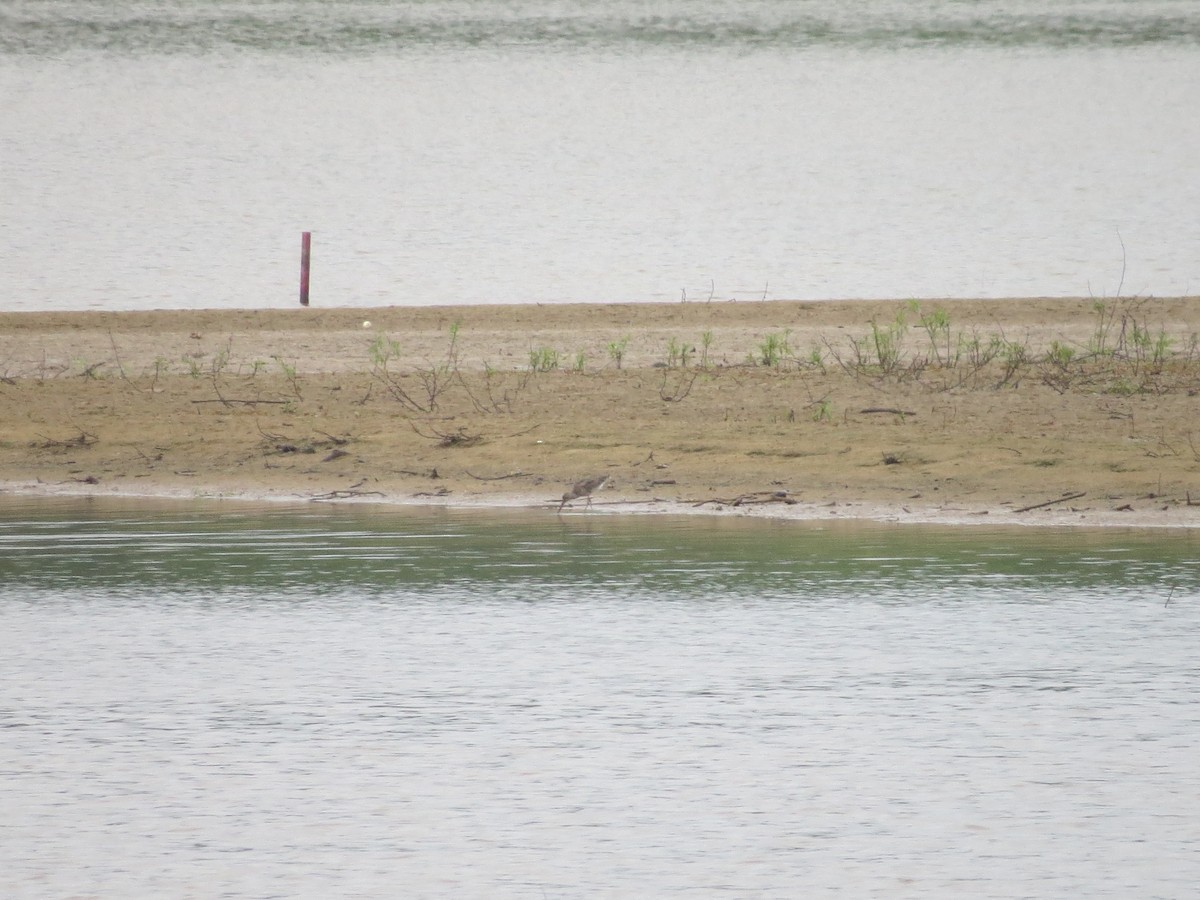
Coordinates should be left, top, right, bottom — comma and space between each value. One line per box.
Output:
558, 474, 610, 512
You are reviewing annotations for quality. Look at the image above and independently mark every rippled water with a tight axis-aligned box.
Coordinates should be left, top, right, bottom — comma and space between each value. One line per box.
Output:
2, 1, 1199, 311
6, 1, 1200, 54
2, 497, 1199, 896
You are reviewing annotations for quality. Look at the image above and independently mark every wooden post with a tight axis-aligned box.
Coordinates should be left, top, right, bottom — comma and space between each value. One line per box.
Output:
299, 231, 312, 306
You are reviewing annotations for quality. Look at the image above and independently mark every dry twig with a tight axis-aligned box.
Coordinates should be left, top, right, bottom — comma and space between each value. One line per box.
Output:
1012, 491, 1087, 514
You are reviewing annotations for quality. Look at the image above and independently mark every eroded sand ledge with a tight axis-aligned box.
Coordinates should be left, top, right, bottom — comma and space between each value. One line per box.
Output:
2, 297, 1199, 528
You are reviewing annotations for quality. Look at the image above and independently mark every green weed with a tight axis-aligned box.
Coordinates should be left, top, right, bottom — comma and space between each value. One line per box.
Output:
700, 331, 715, 368
529, 347, 559, 373
665, 337, 694, 368
607, 337, 629, 369
757, 330, 791, 367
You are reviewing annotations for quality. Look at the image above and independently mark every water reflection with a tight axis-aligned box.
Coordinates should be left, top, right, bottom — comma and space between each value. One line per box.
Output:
1, 496, 1196, 601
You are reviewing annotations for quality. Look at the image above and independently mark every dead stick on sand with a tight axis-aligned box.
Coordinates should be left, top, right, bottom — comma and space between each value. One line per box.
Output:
547, 498, 655, 508
691, 491, 796, 508
36, 429, 97, 448
860, 407, 917, 416
192, 398, 288, 405
1012, 491, 1086, 514
310, 489, 385, 501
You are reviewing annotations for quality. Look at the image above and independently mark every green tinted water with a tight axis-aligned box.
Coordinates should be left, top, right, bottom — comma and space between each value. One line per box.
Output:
3, 497, 1199, 896
3, 496, 1196, 598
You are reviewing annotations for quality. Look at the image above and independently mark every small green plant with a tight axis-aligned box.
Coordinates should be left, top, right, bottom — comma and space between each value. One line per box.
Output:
997, 338, 1028, 386
1040, 342, 1080, 394
573, 350, 587, 373
1127, 320, 1172, 368
529, 347, 559, 372
665, 337, 693, 368
273, 355, 297, 379
273, 355, 302, 398
665, 337, 681, 368
699, 330, 715, 368
412, 322, 462, 409
447, 321, 462, 363
210, 343, 230, 377
960, 331, 1002, 369
370, 332, 401, 368
1047, 341, 1076, 366
607, 337, 629, 369
868, 312, 907, 373
918, 307, 953, 366
812, 399, 832, 422
1088, 299, 1117, 357
151, 356, 171, 389
841, 312, 909, 376
758, 330, 791, 367
1152, 332, 1173, 365
368, 326, 461, 412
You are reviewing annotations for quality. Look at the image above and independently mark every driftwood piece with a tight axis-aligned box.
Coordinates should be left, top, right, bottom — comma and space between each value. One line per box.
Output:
310, 489, 386, 501
191, 398, 288, 405
36, 429, 98, 449
1012, 491, 1086, 514
464, 470, 528, 481
691, 490, 797, 508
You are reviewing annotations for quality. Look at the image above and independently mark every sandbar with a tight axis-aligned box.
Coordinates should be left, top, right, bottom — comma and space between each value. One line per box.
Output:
2, 297, 1198, 528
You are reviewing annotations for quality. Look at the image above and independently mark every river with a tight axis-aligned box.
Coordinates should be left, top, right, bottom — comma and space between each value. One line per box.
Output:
2, 496, 1198, 896
2, 0, 1199, 310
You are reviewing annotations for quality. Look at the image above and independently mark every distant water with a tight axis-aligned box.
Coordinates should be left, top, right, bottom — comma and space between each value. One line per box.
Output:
2, 497, 1199, 897
2, 1, 1199, 311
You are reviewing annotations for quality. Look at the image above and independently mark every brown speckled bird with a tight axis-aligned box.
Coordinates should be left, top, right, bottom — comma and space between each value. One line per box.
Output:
558, 474, 610, 511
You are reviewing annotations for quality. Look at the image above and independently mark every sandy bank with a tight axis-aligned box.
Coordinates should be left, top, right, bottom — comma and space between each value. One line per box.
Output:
2, 297, 1199, 528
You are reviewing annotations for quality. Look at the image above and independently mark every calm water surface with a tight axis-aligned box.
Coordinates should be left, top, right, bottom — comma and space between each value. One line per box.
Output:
2, 1, 1199, 311
2, 497, 1199, 897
